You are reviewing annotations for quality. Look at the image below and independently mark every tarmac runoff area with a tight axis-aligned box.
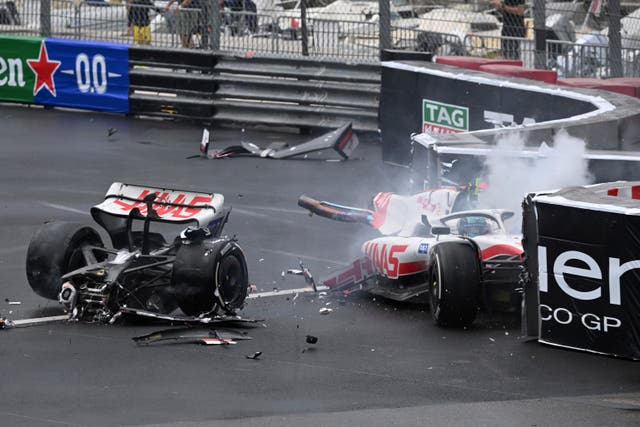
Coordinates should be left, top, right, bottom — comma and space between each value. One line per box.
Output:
0, 104, 638, 427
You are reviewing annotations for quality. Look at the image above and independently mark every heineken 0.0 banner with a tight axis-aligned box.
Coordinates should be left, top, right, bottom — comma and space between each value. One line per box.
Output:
0, 36, 129, 113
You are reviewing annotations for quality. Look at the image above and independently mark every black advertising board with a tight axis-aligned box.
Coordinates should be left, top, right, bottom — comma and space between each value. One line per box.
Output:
529, 182, 640, 359
379, 61, 604, 165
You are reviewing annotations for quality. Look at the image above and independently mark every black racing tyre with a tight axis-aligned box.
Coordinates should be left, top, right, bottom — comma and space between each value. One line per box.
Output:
429, 241, 480, 327
171, 239, 248, 316
26, 222, 104, 300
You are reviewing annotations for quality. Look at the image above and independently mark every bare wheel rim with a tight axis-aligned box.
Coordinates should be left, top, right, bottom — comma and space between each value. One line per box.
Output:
217, 254, 244, 307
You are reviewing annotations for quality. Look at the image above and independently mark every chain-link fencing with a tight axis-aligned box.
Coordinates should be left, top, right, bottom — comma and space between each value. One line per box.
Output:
2, 0, 640, 74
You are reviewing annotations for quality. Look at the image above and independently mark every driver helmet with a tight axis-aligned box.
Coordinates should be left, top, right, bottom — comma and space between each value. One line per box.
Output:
457, 216, 491, 237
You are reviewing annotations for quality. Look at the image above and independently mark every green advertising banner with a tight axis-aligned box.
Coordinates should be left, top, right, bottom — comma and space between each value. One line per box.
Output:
0, 35, 43, 103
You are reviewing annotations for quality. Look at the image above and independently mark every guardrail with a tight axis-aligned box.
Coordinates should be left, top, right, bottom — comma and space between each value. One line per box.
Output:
547, 39, 640, 78
4, 0, 639, 74
129, 48, 381, 131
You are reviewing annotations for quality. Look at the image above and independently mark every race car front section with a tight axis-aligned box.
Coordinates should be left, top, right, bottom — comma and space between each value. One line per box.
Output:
298, 190, 525, 328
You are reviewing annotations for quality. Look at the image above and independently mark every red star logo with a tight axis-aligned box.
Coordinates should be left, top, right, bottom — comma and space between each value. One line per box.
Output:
27, 42, 61, 97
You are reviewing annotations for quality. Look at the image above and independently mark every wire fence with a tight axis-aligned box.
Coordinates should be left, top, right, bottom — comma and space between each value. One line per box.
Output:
2, 0, 640, 74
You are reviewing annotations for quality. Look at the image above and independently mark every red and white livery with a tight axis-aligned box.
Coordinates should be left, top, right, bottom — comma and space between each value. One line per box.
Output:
298, 187, 524, 327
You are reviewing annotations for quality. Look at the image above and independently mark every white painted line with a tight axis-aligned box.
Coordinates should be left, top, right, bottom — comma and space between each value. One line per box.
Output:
10, 314, 69, 327
231, 207, 268, 218
39, 202, 88, 215
0, 245, 28, 256
4, 286, 331, 328
239, 204, 307, 215
255, 247, 347, 266
247, 285, 328, 299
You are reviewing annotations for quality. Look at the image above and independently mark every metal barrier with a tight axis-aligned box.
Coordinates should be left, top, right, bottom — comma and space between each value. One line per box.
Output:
129, 48, 380, 131
4, 0, 640, 73
548, 39, 640, 78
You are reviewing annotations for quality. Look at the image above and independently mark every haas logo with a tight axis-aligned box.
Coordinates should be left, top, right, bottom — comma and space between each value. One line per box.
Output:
364, 242, 408, 279
114, 190, 212, 219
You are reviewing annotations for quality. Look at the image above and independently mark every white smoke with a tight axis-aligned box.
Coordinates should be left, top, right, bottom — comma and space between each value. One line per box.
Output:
478, 129, 593, 230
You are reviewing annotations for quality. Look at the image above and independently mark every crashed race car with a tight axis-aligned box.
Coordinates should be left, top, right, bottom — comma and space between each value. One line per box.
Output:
298, 186, 524, 327
25, 183, 249, 324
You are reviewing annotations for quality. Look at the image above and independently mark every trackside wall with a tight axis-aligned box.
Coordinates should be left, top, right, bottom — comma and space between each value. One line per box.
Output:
522, 182, 640, 360
379, 60, 640, 166
0, 36, 380, 131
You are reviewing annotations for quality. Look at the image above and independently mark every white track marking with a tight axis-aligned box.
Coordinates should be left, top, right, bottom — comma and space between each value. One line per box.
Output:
239, 204, 307, 215
254, 247, 348, 266
0, 410, 83, 426
231, 207, 268, 218
39, 202, 88, 215
247, 286, 328, 299
0, 245, 28, 255
6, 288, 328, 326
8, 314, 69, 327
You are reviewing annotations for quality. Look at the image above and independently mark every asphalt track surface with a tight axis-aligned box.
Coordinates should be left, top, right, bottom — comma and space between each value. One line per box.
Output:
0, 105, 638, 427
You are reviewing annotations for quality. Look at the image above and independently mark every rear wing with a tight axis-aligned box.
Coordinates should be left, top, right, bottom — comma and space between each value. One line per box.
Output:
91, 182, 224, 226
91, 183, 227, 250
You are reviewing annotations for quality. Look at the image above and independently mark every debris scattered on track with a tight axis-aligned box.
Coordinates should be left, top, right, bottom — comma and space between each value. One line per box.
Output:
0, 314, 68, 329
0, 318, 13, 329
246, 351, 262, 360
286, 260, 317, 292
132, 327, 252, 346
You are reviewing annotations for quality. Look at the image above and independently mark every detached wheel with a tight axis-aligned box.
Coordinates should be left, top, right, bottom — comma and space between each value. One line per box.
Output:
172, 239, 248, 316
429, 241, 480, 327
26, 221, 104, 300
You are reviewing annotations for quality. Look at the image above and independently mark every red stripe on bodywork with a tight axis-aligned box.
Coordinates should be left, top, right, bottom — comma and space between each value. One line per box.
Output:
481, 244, 523, 260
608, 188, 619, 196
398, 261, 428, 275
633, 185, 640, 199
370, 193, 392, 229
337, 129, 353, 150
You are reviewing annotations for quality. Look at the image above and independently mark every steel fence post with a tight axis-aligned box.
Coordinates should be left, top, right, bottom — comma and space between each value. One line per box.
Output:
608, 0, 623, 77
532, 0, 546, 69
211, 0, 220, 50
301, 0, 309, 56
379, 0, 391, 58
74, 3, 81, 40
40, 0, 51, 37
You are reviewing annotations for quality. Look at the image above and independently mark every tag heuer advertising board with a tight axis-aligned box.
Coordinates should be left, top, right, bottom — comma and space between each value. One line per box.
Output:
422, 99, 468, 134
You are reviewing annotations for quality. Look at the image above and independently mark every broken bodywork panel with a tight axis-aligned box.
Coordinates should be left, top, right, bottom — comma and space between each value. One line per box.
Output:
132, 326, 253, 345
200, 122, 359, 160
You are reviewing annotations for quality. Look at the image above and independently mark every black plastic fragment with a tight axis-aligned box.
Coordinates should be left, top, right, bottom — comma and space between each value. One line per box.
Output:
246, 351, 262, 360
